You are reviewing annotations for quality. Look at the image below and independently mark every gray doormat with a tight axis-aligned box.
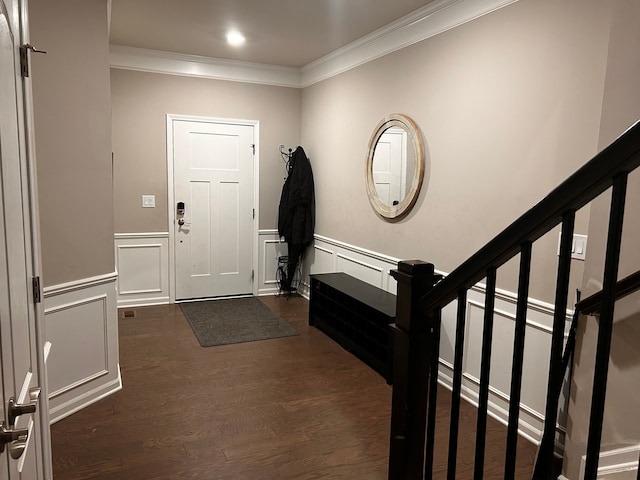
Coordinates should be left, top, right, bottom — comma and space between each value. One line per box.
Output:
180, 297, 298, 347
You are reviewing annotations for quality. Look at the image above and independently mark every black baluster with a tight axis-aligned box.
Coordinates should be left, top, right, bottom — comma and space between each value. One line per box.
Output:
585, 174, 627, 479
504, 241, 532, 480
447, 290, 468, 480
424, 308, 442, 479
535, 212, 576, 479
473, 267, 497, 480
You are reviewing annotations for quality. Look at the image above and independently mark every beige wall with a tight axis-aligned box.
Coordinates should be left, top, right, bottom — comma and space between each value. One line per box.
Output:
30, 0, 114, 287
301, 0, 612, 303
564, 0, 640, 477
110, 69, 301, 232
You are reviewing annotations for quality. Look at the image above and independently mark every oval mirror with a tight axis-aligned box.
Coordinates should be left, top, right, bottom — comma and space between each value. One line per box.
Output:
365, 114, 425, 219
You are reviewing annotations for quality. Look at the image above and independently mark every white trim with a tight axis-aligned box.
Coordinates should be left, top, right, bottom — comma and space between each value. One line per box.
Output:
49, 368, 122, 424
314, 234, 401, 266
109, 0, 519, 88
43, 271, 118, 297
257, 229, 287, 296
579, 445, 640, 480
114, 231, 169, 239
471, 280, 575, 319
166, 114, 260, 301
115, 234, 170, 306
304, 0, 519, 86
44, 274, 121, 424
110, 44, 301, 88
467, 298, 567, 336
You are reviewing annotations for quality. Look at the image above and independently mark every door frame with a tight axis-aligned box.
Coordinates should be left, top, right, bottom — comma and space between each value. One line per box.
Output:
166, 114, 259, 302
1, 0, 52, 477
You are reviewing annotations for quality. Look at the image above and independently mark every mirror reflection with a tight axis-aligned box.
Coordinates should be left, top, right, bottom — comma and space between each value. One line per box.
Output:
372, 126, 415, 206
365, 114, 425, 219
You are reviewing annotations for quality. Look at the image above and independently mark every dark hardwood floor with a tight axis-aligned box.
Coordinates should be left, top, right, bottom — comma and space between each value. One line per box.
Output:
51, 294, 537, 479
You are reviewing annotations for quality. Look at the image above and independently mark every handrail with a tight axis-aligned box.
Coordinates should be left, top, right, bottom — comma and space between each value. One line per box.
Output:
420, 120, 640, 314
577, 269, 640, 315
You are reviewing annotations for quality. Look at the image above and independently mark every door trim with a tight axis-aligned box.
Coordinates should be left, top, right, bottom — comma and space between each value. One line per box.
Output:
166, 114, 259, 302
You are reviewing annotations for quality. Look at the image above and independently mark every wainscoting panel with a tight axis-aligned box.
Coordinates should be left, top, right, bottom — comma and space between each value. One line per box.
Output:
308, 235, 399, 296
437, 283, 567, 445
335, 254, 384, 289
43, 273, 121, 423
46, 295, 109, 397
303, 234, 570, 446
115, 233, 170, 306
578, 445, 640, 480
258, 230, 288, 296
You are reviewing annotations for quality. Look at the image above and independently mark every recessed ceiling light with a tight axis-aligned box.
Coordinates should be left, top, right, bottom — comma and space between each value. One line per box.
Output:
226, 30, 246, 47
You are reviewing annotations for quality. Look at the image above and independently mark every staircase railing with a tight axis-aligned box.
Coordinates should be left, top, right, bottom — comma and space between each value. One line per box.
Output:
388, 120, 640, 480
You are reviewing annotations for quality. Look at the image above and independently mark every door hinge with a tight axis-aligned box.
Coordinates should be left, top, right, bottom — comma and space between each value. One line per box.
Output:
252, 208, 255, 219
251, 270, 255, 280
250, 144, 255, 155
32, 276, 41, 303
19, 44, 47, 78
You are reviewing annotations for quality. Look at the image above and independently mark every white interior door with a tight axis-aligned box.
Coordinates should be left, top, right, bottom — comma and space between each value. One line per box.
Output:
373, 127, 407, 205
0, 1, 48, 478
173, 119, 255, 300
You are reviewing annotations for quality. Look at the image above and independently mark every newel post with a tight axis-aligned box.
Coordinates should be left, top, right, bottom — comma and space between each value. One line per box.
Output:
388, 260, 438, 480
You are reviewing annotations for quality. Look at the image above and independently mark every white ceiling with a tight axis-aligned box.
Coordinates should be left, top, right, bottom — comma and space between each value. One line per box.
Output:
109, 0, 439, 68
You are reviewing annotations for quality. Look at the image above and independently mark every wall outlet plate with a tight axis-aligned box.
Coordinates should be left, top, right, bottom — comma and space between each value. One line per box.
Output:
142, 195, 155, 208
557, 232, 587, 261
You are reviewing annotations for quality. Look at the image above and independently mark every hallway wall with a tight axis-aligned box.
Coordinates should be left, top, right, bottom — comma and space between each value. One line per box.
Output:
564, 0, 640, 477
30, 0, 114, 287
29, 0, 121, 422
301, 0, 612, 304
110, 69, 301, 233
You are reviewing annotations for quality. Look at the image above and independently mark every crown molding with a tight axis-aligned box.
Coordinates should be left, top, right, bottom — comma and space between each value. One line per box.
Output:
109, 0, 519, 88
109, 45, 302, 88
301, 0, 518, 86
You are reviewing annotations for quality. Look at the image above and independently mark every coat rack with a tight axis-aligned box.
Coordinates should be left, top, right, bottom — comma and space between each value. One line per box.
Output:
279, 144, 294, 175
279, 144, 293, 158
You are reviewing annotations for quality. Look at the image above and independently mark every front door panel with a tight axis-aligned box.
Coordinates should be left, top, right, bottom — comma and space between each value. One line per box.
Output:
173, 120, 254, 300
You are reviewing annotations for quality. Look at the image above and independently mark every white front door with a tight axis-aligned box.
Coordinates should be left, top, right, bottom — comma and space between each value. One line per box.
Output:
0, 1, 49, 478
172, 119, 255, 300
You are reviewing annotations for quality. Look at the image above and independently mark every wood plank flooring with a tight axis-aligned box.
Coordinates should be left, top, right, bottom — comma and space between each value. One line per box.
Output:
51, 295, 537, 479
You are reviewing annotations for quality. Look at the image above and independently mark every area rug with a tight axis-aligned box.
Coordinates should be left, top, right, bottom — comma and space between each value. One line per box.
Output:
180, 297, 298, 347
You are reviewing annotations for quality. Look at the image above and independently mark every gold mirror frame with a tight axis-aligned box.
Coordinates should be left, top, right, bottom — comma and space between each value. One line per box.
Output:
365, 114, 425, 219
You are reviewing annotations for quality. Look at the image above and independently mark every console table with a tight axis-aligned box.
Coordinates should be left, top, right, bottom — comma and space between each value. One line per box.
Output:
309, 272, 396, 383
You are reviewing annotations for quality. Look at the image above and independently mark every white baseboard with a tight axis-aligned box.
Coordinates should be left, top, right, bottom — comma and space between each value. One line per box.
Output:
43, 272, 121, 423
49, 367, 122, 424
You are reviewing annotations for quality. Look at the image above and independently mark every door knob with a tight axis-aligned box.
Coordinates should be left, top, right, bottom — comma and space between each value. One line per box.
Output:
8, 389, 39, 427
0, 422, 28, 454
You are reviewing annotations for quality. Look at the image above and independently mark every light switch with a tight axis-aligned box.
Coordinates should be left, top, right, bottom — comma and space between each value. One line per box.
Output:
557, 233, 587, 261
142, 195, 155, 208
